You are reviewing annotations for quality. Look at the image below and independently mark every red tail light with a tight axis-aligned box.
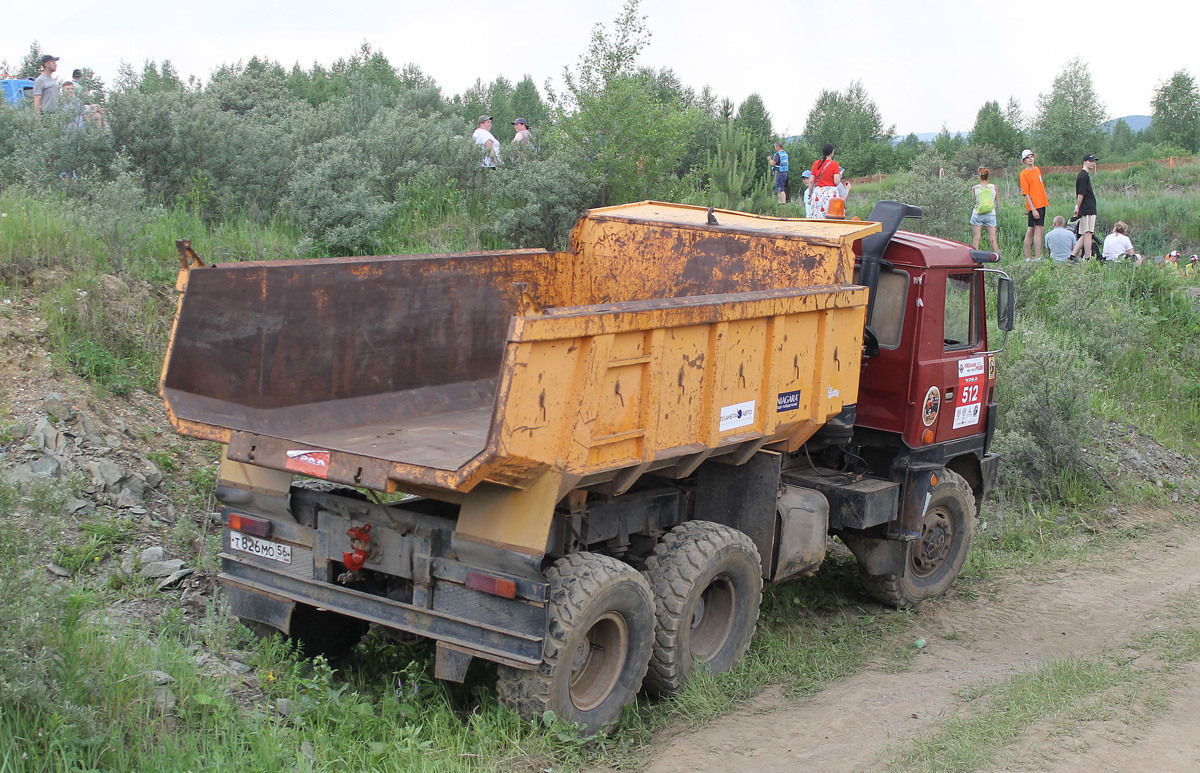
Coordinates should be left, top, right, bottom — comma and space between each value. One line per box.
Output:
228, 512, 273, 538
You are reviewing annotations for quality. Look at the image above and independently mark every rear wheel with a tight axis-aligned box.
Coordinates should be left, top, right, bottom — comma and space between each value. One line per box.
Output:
643, 521, 763, 695
496, 553, 654, 735
860, 469, 976, 608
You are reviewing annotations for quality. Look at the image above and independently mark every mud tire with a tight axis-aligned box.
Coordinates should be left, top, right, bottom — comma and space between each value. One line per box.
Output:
860, 469, 976, 608
496, 553, 654, 735
642, 521, 763, 695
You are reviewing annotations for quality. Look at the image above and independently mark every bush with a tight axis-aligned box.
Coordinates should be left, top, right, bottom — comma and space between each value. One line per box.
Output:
283, 140, 394, 255
993, 321, 1102, 501
485, 146, 601, 250
887, 151, 971, 242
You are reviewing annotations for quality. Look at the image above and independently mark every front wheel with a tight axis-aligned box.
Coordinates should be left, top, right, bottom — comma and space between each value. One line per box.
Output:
496, 553, 654, 735
860, 469, 976, 608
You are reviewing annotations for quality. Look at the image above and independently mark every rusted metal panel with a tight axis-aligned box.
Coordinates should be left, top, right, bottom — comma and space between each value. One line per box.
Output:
162, 205, 875, 533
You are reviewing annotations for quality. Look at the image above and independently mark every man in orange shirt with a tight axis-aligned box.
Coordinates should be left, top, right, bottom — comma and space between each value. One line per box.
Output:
1019, 149, 1049, 260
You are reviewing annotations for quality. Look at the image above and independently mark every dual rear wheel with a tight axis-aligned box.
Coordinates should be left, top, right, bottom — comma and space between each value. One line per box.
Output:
496, 521, 763, 734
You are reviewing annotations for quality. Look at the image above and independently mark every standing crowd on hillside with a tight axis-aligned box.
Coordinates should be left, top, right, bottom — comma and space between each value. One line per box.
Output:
970, 148, 1197, 272
12, 53, 106, 129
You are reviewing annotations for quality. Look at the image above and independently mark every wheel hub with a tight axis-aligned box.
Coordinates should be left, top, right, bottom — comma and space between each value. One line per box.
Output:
689, 574, 736, 662
911, 506, 953, 578
569, 611, 628, 712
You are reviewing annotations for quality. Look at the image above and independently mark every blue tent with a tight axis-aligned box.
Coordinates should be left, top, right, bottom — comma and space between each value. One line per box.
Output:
2, 79, 35, 106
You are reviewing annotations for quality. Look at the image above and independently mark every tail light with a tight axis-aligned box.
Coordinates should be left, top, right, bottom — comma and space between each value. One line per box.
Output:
228, 512, 272, 538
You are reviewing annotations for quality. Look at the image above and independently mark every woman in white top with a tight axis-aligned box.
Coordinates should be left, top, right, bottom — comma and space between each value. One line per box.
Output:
1101, 221, 1139, 263
970, 167, 999, 253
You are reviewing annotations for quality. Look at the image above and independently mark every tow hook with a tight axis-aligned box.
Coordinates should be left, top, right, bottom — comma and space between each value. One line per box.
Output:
339, 524, 373, 582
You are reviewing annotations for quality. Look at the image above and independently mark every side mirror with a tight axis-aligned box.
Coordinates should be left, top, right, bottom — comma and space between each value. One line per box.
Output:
996, 276, 1015, 332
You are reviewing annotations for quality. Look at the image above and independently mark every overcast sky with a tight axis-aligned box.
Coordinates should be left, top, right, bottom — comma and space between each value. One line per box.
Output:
4, 0, 1197, 139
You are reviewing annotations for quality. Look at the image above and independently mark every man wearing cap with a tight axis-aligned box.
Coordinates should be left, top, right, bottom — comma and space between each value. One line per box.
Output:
32, 55, 61, 113
512, 118, 531, 145
473, 115, 501, 169
1018, 149, 1049, 260
1070, 154, 1099, 261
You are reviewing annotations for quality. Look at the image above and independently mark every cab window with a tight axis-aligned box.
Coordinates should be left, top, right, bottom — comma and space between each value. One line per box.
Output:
944, 272, 979, 350
853, 266, 909, 349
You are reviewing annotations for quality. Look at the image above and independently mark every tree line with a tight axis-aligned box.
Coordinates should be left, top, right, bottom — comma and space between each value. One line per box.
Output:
2, 0, 1198, 256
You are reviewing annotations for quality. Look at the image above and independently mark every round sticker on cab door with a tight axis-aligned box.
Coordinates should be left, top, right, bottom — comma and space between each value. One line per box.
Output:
922, 386, 940, 426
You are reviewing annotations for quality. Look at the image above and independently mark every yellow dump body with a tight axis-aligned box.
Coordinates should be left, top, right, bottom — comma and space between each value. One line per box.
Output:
161, 202, 879, 511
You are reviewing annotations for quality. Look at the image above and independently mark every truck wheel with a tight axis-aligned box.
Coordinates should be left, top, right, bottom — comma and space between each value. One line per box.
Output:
242, 604, 368, 660
861, 469, 976, 608
496, 553, 654, 735
642, 521, 763, 695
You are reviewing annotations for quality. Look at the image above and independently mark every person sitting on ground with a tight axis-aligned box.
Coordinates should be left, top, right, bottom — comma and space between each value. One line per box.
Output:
1186, 255, 1199, 279
1101, 221, 1140, 263
1044, 215, 1076, 263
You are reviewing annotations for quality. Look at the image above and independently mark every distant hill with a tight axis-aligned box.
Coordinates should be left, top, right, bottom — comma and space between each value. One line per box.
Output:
1102, 115, 1152, 133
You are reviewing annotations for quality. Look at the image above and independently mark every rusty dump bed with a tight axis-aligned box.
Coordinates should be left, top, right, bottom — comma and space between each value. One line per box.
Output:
161, 202, 880, 497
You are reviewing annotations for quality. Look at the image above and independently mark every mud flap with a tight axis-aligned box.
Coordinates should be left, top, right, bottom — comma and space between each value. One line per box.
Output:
839, 533, 907, 576
224, 581, 295, 634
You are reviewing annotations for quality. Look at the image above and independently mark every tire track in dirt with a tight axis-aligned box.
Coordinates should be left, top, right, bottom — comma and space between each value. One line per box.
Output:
640, 519, 1200, 773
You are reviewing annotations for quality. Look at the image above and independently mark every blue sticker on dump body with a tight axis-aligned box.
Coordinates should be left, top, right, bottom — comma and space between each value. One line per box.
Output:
777, 390, 801, 412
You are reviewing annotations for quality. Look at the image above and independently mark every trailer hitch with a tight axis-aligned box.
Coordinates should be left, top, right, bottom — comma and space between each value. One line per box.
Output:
340, 523, 373, 580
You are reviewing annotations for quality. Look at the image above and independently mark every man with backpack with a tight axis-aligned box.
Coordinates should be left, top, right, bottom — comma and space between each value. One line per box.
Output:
970, 167, 999, 253
769, 141, 789, 204
1070, 154, 1099, 261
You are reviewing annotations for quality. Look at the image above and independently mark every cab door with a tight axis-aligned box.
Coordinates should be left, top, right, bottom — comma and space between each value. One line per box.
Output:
935, 270, 991, 443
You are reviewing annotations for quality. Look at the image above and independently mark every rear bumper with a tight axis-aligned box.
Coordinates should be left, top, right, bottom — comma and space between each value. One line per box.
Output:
219, 561, 545, 667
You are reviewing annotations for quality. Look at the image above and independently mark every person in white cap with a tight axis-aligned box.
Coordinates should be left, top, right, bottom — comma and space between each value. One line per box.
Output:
32, 54, 60, 113
1018, 149, 1048, 260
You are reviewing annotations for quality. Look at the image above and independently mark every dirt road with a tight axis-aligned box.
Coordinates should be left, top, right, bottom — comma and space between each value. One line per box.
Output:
641, 515, 1200, 772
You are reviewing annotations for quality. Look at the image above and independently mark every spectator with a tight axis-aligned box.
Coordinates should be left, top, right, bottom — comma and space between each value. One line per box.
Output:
70, 68, 84, 91
1070, 154, 1099, 261
970, 167, 999, 254
32, 54, 60, 113
1185, 255, 1198, 279
1018, 149, 1048, 260
807, 143, 841, 219
1044, 216, 1077, 263
473, 115, 501, 169
769, 141, 788, 204
1164, 250, 1181, 270
836, 171, 852, 203
59, 81, 86, 131
1101, 221, 1139, 263
511, 118, 531, 145
800, 170, 813, 218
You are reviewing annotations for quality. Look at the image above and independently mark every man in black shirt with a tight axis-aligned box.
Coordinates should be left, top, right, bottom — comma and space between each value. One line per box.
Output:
1071, 154, 1099, 260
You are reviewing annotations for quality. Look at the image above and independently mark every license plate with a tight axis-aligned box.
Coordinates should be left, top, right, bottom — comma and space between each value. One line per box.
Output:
229, 532, 292, 564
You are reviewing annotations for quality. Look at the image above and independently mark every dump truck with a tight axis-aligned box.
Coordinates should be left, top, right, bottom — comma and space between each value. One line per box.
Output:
160, 200, 1013, 733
